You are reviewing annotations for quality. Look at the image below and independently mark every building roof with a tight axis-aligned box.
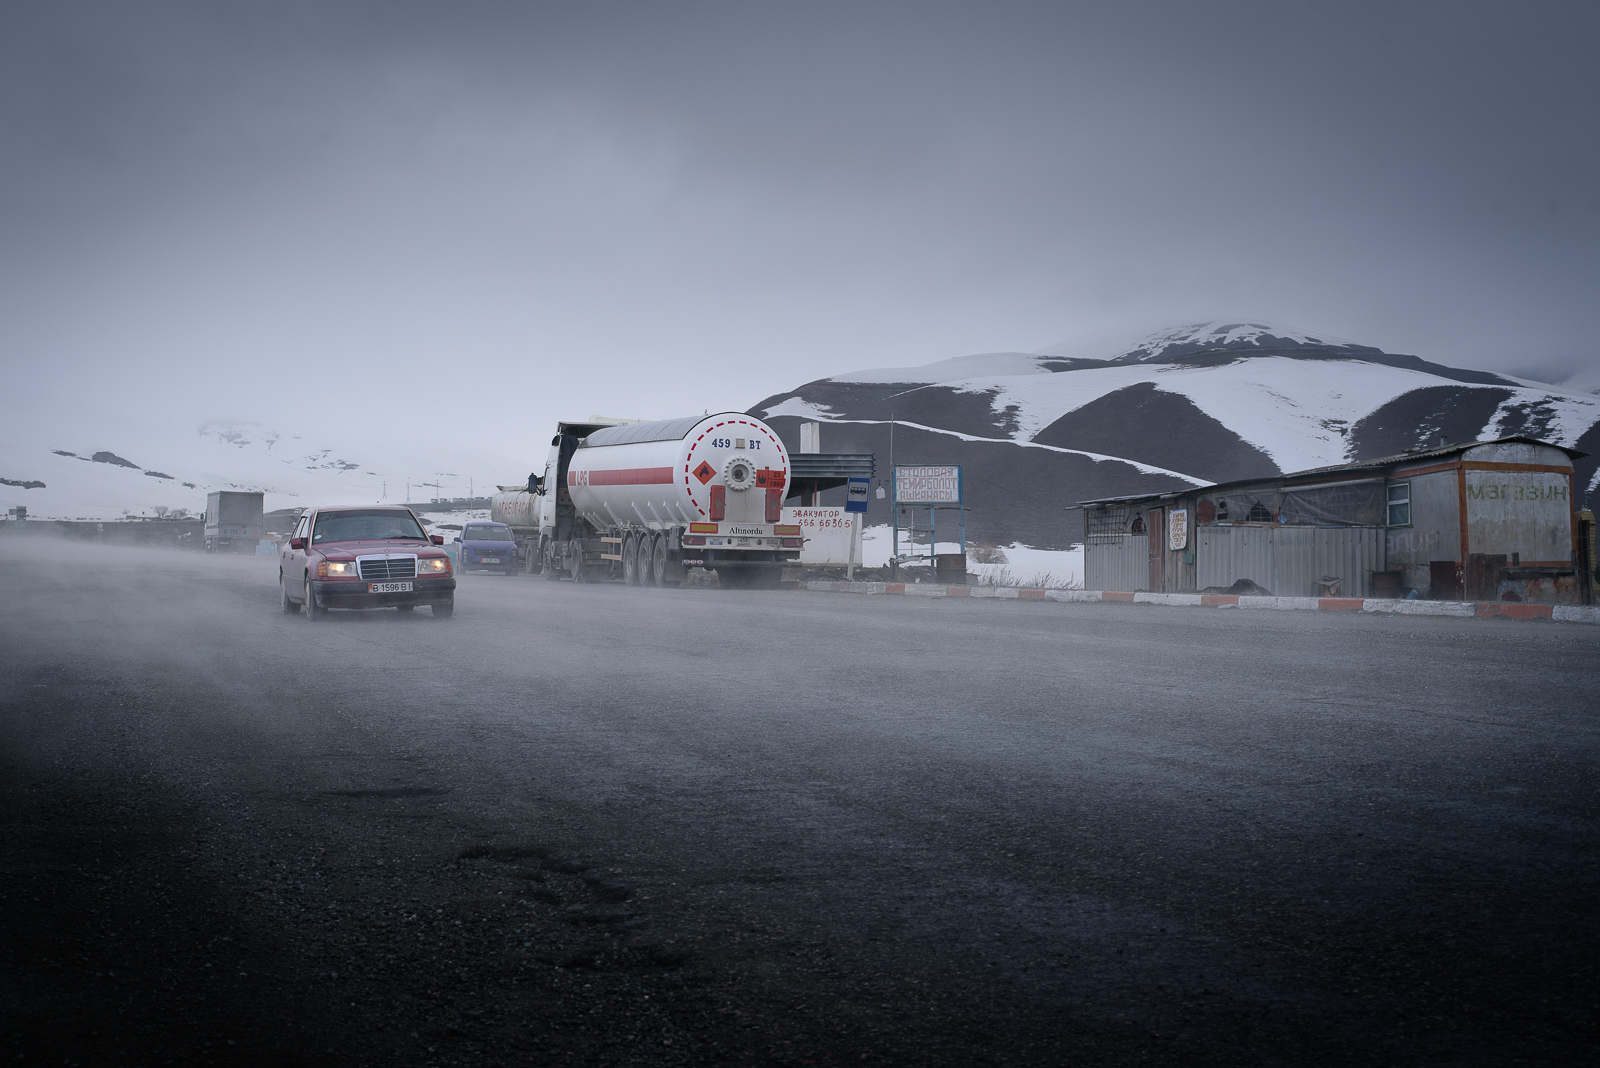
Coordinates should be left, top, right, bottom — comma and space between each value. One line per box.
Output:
1282, 435, 1586, 481
789, 453, 875, 480
1077, 435, 1586, 508
785, 453, 876, 497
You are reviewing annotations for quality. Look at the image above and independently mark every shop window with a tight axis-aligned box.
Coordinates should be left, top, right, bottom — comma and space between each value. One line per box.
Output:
1130, 515, 1145, 534
1387, 481, 1411, 527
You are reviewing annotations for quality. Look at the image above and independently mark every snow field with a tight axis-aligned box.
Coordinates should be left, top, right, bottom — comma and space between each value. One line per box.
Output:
0, 410, 524, 521
858, 524, 1083, 587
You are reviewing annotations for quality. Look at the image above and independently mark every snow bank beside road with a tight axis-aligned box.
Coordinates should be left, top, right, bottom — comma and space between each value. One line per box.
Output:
857, 524, 1083, 587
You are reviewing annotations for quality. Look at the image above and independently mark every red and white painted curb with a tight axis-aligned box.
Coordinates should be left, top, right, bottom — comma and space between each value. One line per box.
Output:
785, 580, 1600, 625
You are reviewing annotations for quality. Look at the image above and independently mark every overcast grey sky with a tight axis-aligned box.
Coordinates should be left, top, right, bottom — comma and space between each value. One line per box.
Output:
4, 1, 1597, 459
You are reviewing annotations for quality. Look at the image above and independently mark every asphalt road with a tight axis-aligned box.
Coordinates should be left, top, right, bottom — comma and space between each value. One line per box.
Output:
2, 540, 1596, 1067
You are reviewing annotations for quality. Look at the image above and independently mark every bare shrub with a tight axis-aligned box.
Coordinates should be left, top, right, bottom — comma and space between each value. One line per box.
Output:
969, 565, 1083, 589
1022, 571, 1082, 590
968, 543, 1008, 565
972, 565, 1016, 586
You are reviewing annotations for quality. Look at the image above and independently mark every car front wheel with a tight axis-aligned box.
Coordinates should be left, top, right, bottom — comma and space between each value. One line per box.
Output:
280, 573, 298, 613
304, 576, 325, 621
432, 599, 454, 619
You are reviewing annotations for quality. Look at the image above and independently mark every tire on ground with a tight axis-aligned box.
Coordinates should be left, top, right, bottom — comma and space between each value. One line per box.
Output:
623, 534, 640, 587
650, 534, 667, 588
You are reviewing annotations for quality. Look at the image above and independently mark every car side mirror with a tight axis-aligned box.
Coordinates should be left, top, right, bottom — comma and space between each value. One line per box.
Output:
453, 536, 460, 543
289, 537, 304, 550
432, 535, 444, 545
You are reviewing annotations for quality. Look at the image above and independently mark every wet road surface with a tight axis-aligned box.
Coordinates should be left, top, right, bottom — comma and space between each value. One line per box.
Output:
2, 541, 1596, 1066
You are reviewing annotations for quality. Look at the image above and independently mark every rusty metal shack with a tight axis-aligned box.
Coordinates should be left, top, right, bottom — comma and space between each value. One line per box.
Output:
1081, 436, 1592, 604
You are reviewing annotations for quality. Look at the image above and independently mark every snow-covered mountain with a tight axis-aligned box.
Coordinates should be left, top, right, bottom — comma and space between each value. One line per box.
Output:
0, 408, 523, 522
751, 321, 1600, 548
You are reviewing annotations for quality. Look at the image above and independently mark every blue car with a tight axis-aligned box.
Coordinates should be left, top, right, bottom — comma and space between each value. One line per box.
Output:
454, 521, 518, 575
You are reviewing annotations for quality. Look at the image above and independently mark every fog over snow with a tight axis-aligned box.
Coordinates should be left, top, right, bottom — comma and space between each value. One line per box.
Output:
0, 409, 521, 520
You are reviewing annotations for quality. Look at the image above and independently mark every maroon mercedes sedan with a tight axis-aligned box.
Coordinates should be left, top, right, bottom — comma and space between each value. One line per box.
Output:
280, 506, 456, 620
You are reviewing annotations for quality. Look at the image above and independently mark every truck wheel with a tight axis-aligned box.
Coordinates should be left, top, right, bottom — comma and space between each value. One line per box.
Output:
632, 535, 647, 586
572, 547, 587, 583
717, 568, 745, 590
749, 568, 782, 591
543, 540, 560, 581
649, 535, 669, 588
622, 534, 639, 586
280, 574, 298, 613
304, 576, 325, 621
432, 599, 454, 619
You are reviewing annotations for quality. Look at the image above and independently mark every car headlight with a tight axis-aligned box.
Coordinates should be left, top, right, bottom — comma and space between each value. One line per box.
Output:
319, 560, 358, 577
417, 557, 450, 574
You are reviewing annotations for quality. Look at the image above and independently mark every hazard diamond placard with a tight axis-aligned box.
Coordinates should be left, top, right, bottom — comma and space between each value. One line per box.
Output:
693, 461, 716, 484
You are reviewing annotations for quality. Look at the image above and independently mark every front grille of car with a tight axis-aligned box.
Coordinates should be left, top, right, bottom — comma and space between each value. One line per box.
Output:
357, 555, 417, 580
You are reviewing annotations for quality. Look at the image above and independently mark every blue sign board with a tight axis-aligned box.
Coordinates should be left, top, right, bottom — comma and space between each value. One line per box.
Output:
845, 477, 871, 513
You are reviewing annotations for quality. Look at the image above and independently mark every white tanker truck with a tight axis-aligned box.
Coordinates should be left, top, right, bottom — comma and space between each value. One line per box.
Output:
488, 484, 540, 571
502, 414, 803, 589
489, 418, 633, 572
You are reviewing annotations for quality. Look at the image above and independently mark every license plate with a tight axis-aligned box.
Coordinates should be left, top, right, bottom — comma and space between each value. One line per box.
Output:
479, 557, 500, 564
369, 582, 413, 593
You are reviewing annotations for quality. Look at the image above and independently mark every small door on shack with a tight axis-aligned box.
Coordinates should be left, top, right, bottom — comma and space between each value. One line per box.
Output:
1147, 508, 1165, 592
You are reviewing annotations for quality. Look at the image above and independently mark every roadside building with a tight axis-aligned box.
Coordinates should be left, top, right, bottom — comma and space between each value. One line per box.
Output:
1081, 436, 1590, 604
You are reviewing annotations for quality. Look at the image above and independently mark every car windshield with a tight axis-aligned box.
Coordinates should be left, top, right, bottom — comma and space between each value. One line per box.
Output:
463, 525, 513, 542
312, 510, 426, 544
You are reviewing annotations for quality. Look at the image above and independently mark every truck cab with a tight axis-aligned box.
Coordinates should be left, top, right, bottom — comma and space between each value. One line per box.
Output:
535, 419, 631, 561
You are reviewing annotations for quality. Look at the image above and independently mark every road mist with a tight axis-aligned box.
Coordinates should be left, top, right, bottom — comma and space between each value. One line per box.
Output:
3, 540, 1596, 1066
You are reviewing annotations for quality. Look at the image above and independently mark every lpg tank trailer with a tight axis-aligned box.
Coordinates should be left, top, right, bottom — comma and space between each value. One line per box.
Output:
531, 414, 803, 589
487, 484, 540, 571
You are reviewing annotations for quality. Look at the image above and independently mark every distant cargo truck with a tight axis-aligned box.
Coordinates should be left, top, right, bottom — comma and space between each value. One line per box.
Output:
205, 491, 265, 553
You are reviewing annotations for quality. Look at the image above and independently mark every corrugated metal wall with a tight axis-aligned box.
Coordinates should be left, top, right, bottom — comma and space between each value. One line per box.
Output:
1197, 526, 1385, 597
1086, 535, 1147, 592
1197, 526, 1275, 592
